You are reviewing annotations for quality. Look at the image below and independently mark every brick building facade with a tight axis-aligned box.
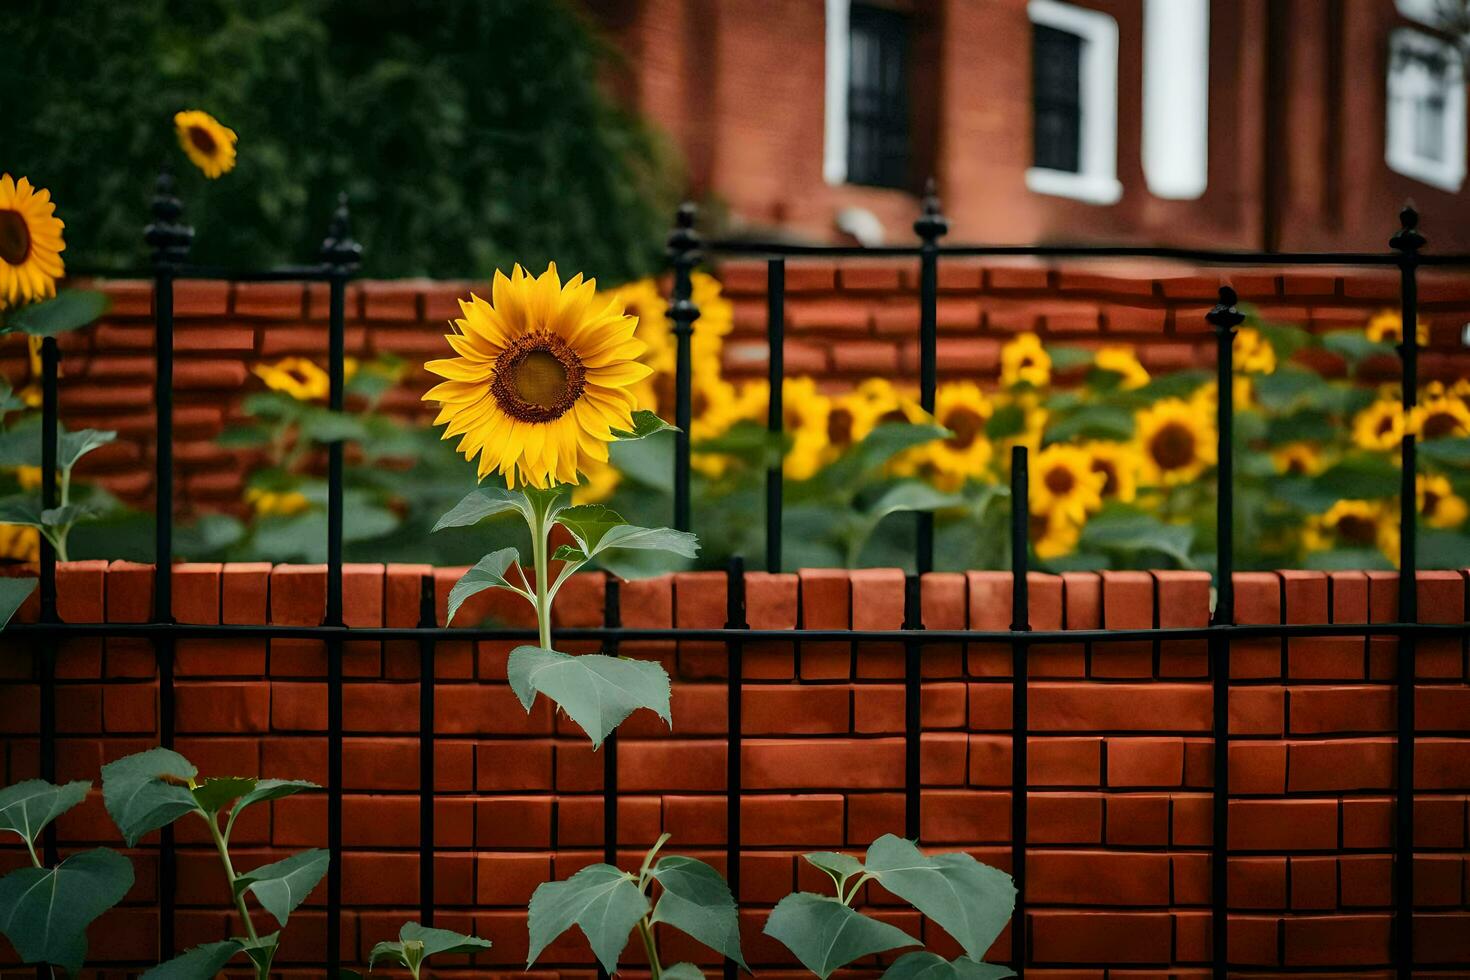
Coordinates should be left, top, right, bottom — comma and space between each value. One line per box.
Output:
590, 0, 1470, 252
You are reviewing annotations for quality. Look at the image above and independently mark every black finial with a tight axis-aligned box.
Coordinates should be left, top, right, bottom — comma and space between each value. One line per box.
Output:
143, 165, 194, 267
320, 192, 363, 270
1390, 202, 1426, 254
1206, 285, 1245, 332
666, 201, 701, 262
914, 177, 949, 243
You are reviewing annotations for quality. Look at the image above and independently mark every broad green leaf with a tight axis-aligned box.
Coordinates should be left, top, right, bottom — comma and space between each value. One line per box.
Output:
398, 921, 492, 960
984, 404, 1026, 440
57, 429, 117, 471
1125, 370, 1211, 404
864, 835, 1016, 962
0, 577, 37, 628
586, 523, 699, 560
526, 863, 649, 974
230, 779, 321, 826
240, 932, 280, 976
214, 425, 273, 448
0, 496, 43, 527
1419, 529, 1470, 570
0, 381, 28, 417
190, 776, 256, 814
234, 848, 330, 927
649, 856, 747, 970
557, 504, 629, 554
2, 289, 108, 337
847, 423, 948, 477
663, 964, 706, 980
242, 391, 302, 420
804, 851, 866, 893
101, 747, 199, 846
0, 847, 134, 975
1311, 456, 1402, 500
1421, 437, 1470, 466
864, 482, 964, 522
507, 647, 671, 748
139, 939, 243, 980
1322, 330, 1395, 365
882, 951, 1017, 980
1044, 345, 1095, 370
763, 892, 918, 979
368, 940, 410, 971
432, 487, 531, 531
1079, 513, 1195, 567
299, 409, 370, 444
447, 548, 526, 623
1042, 406, 1134, 444
612, 410, 677, 440
42, 503, 100, 530
0, 779, 90, 845
1252, 367, 1330, 413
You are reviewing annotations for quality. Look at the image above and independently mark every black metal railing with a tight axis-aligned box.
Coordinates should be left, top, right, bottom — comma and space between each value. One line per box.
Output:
8, 175, 1469, 980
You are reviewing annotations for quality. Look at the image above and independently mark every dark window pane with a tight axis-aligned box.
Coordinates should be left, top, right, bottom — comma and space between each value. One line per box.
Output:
847, 4, 910, 189
1033, 24, 1083, 173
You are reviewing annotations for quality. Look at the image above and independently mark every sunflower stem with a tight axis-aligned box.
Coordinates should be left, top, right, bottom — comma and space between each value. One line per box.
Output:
529, 493, 553, 650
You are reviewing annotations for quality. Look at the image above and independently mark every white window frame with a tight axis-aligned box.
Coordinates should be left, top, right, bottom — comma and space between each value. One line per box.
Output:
823, 0, 851, 185
1025, 0, 1122, 205
1385, 27, 1466, 193
1142, 0, 1209, 199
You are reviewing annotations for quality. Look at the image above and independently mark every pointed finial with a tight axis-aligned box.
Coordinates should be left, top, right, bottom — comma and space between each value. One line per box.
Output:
914, 177, 948, 243
319, 192, 363, 270
144, 165, 194, 267
1391, 201, 1426, 254
1206, 285, 1245, 332
666, 201, 701, 262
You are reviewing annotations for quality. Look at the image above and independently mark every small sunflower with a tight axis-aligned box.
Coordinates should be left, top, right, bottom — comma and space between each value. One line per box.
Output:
1001, 332, 1051, 388
1271, 442, 1326, 477
1365, 309, 1429, 346
1351, 399, 1407, 452
12, 466, 41, 492
1092, 346, 1150, 390
174, 110, 238, 179
1233, 327, 1277, 374
607, 272, 732, 416
1135, 398, 1216, 486
1030, 444, 1106, 523
855, 379, 932, 475
926, 382, 994, 487
424, 263, 650, 489
0, 523, 39, 563
0, 175, 66, 309
254, 357, 331, 401
1419, 474, 1469, 530
1304, 499, 1399, 563
822, 389, 888, 464
245, 487, 311, 517
1030, 508, 1081, 561
1084, 441, 1140, 503
1190, 376, 1255, 414
779, 376, 832, 481
688, 366, 744, 477
1411, 384, 1470, 440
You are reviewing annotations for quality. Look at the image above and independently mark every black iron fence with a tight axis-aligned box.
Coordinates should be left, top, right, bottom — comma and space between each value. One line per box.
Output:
9, 171, 1470, 979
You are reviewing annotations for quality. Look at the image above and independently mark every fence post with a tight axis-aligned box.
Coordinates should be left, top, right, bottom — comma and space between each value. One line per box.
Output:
723, 556, 746, 980
667, 203, 701, 534
1008, 444, 1030, 974
1389, 204, 1424, 980
914, 180, 948, 575
765, 259, 785, 572
142, 166, 192, 962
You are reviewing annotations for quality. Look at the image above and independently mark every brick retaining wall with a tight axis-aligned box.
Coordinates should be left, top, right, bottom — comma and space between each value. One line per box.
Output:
1, 562, 1467, 975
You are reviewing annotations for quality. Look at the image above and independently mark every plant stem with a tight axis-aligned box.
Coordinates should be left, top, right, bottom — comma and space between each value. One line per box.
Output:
530, 500, 552, 650
23, 835, 41, 869
636, 918, 663, 979
205, 812, 260, 945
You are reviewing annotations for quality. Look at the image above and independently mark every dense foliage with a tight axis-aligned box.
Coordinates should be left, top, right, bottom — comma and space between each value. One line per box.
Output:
0, 0, 674, 279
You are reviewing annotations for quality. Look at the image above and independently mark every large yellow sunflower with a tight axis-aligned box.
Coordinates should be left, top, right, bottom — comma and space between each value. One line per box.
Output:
1419, 474, 1469, 529
0, 175, 65, 309
1092, 346, 1150, 390
1351, 398, 1407, 452
927, 382, 994, 487
1001, 332, 1051, 388
1134, 398, 1216, 486
424, 263, 649, 488
1030, 444, 1106, 523
174, 110, 238, 179
1084, 440, 1140, 503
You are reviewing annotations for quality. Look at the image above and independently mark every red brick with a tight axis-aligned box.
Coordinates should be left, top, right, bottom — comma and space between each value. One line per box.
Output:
175, 681, 269, 733
172, 563, 221, 625
920, 789, 1009, 843
1030, 682, 1210, 731
1340, 854, 1393, 907
1417, 739, 1470, 789
1231, 572, 1282, 679
1229, 800, 1338, 850
1230, 686, 1284, 735
475, 797, 552, 847
742, 685, 847, 734
798, 569, 849, 679
1027, 911, 1172, 964
56, 560, 106, 623
1290, 685, 1394, 733
1230, 742, 1286, 795
742, 794, 844, 846
1107, 737, 1184, 787
744, 571, 797, 679
1029, 792, 1102, 844
622, 739, 726, 791
1288, 738, 1393, 792
1283, 914, 1390, 966
1027, 851, 1171, 906
1229, 857, 1287, 909
1028, 737, 1100, 786
744, 738, 900, 790
1106, 794, 1170, 846
477, 852, 551, 906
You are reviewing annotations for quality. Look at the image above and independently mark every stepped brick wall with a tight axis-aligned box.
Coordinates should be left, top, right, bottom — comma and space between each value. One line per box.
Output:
8, 261, 1470, 511
1, 562, 1468, 976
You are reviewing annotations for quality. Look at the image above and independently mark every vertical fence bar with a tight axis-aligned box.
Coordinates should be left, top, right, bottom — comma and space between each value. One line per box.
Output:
1008, 445, 1029, 972
1206, 287, 1243, 980
602, 578, 622, 868
913, 181, 948, 575
144, 167, 191, 961
418, 576, 436, 925
1390, 205, 1424, 980
902, 574, 923, 840
38, 336, 59, 889
765, 259, 785, 572
724, 557, 746, 980
667, 203, 701, 534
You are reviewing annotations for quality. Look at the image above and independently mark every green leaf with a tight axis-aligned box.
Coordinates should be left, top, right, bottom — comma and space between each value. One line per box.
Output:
230, 779, 321, 825
1322, 330, 1395, 365
0, 381, 29, 417
240, 932, 280, 977
299, 409, 370, 444
0, 780, 90, 845
864, 835, 1017, 961
1311, 456, 1402, 500
557, 504, 628, 554
1044, 345, 1095, 370
526, 863, 649, 974
368, 940, 410, 971
1303, 548, 1395, 571
1251, 367, 1330, 414
1043, 406, 1134, 444
0, 847, 134, 975
139, 939, 244, 980
233, 848, 330, 928
190, 776, 256, 815
2, 289, 108, 337
649, 855, 747, 970
984, 404, 1026, 440
611, 410, 677, 440
42, 503, 100, 531
1421, 438, 1470, 466
507, 647, 672, 748
584, 523, 699, 561
370, 921, 493, 970
763, 892, 918, 979
433, 487, 531, 531
864, 482, 964, 522
841, 423, 948, 479
1079, 512, 1195, 567
214, 425, 273, 449
882, 951, 1017, 980
803, 851, 866, 894
447, 548, 526, 624
57, 429, 117, 471
101, 748, 199, 846
0, 578, 37, 628
663, 964, 706, 980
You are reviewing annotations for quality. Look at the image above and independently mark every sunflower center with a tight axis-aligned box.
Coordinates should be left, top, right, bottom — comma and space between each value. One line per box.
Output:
1424, 488, 1443, 515
1149, 422, 1197, 471
828, 407, 855, 447
493, 332, 586, 423
1424, 410, 1459, 439
188, 125, 219, 155
1029, 513, 1051, 541
1091, 459, 1118, 495
0, 210, 31, 266
1375, 414, 1397, 438
1336, 514, 1377, 545
944, 407, 985, 450
1043, 464, 1076, 496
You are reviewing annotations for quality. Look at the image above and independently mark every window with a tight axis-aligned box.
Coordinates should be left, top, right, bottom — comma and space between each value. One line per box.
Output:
1386, 28, 1466, 192
1026, 0, 1121, 205
824, 0, 911, 189
1142, 0, 1209, 199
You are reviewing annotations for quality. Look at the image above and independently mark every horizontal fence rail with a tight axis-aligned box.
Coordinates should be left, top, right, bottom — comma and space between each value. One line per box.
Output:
10, 174, 1470, 979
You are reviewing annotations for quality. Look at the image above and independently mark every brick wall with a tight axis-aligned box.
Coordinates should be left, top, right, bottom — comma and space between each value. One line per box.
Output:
1, 562, 1468, 975
20, 262, 1470, 513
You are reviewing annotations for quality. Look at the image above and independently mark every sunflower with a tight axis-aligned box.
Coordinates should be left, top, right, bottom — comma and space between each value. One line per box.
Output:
0, 524, 39, 563
1190, 376, 1255, 414
1134, 398, 1216, 486
1084, 441, 1140, 503
174, 110, 238, 179
1001, 332, 1051, 388
854, 378, 933, 475
1365, 309, 1429, 346
1092, 346, 1150, 390
245, 487, 311, 517
779, 376, 832, 481
1419, 474, 1469, 529
0, 175, 66, 309
424, 263, 650, 489
254, 357, 331, 401
1030, 444, 1106, 523
1303, 499, 1398, 563
822, 389, 889, 463
688, 366, 744, 477
606, 272, 732, 416
1030, 508, 1081, 561
1271, 442, 1326, 477
12, 466, 41, 492
18, 335, 44, 407
1411, 383, 1470, 440
1351, 398, 1407, 452
926, 382, 994, 487
1233, 327, 1276, 374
